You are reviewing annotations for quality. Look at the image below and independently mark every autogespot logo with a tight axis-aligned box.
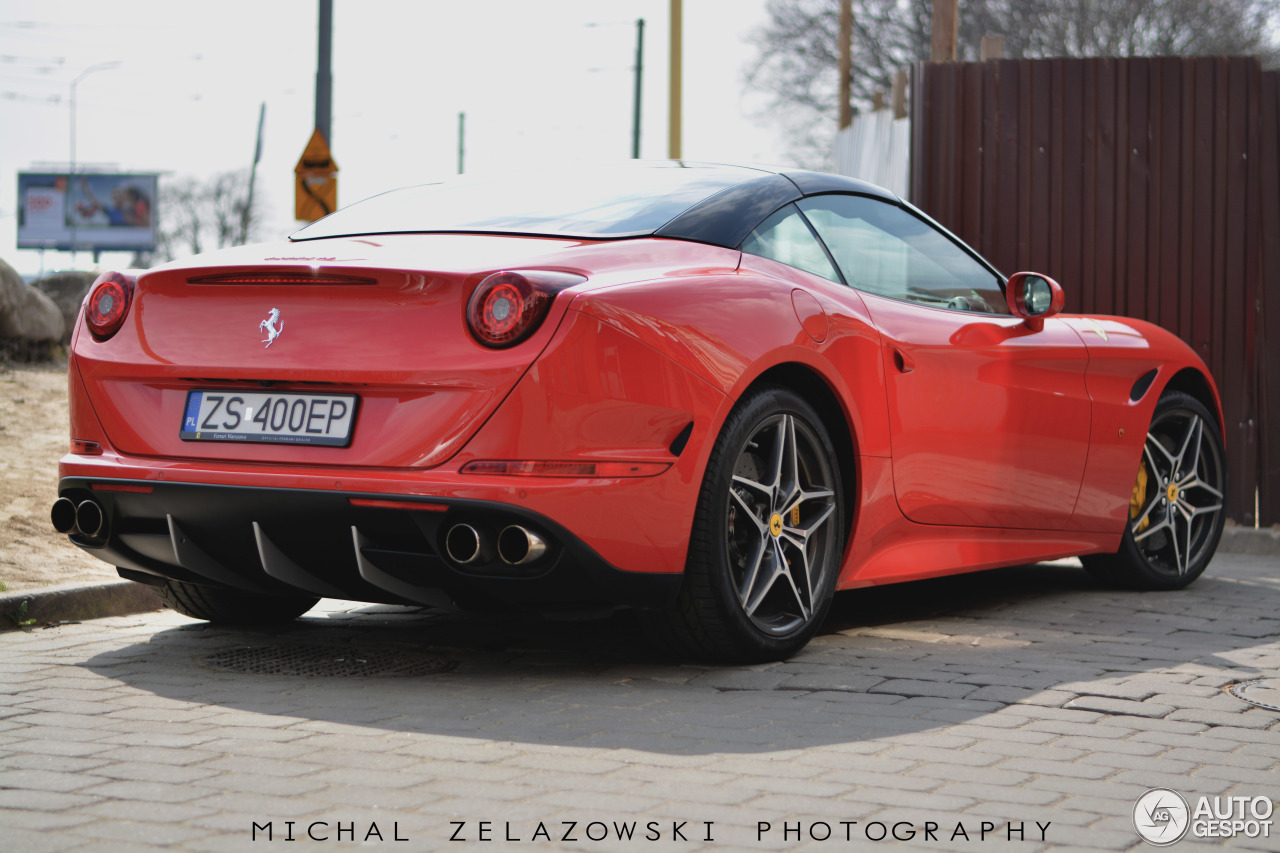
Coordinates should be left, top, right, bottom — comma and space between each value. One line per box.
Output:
1134, 788, 1191, 846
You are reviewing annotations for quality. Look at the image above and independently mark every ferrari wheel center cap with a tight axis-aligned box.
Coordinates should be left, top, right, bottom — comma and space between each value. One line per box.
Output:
1166, 482, 1179, 502
769, 513, 783, 537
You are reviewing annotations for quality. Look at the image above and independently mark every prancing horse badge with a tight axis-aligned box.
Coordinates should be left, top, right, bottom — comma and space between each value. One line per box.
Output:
259, 308, 283, 348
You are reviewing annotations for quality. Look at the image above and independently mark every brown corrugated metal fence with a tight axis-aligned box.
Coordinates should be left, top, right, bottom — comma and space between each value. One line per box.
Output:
910, 57, 1280, 527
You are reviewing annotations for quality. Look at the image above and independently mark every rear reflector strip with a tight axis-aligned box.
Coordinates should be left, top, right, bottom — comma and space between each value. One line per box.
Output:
91, 483, 154, 493
460, 460, 671, 478
71, 439, 103, 455
188, 273, 376, 286
348, 498, 449, 512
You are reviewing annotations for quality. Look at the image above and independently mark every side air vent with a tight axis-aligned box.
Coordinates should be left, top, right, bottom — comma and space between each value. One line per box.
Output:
1130, 369, 1158, 402
669, 422, 694, 456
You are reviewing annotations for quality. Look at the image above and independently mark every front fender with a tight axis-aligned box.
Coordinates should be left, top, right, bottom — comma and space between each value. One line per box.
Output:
1060, 315, 1224, 532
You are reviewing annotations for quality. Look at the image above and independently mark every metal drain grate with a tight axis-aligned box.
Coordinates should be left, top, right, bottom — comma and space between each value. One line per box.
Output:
1228, 678, 1280, 712
202, 645, 455, 677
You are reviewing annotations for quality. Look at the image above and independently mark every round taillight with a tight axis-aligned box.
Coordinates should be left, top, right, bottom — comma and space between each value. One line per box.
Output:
481, 282, 524, 337
85, 271, 135, 340
466, 270, 585, 348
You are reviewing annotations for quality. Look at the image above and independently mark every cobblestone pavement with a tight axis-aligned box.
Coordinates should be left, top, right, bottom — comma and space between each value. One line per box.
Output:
1, 555, 1277, 852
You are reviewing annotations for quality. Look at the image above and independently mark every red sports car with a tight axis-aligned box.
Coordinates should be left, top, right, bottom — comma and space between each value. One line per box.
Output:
54, 161, 1227, 661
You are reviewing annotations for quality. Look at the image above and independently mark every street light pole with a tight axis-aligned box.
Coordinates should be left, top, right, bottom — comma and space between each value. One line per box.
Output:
632, 18, 644, 159
69, 60, 121, 267
668, 0, 681, 159
316, 0, 333, 145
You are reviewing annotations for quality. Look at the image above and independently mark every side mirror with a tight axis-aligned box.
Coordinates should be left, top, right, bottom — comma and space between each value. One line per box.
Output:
1005, 272, 1065, 332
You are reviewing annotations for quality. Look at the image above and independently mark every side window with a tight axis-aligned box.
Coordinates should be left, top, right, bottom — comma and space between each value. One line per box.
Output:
798, 195, 1007, 313
739, 204, 841, 284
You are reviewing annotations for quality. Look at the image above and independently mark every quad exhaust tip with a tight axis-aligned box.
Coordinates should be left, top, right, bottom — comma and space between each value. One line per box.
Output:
51, 497, 107, 538
77, 501, 106, 538
498, 525, 546, 566
444, 524, 484, 565
50, 497, 77, 534
444, 522, 548, 567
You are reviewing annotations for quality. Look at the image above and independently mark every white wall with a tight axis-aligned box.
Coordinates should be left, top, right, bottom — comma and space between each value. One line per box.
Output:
832, 111, 910, 199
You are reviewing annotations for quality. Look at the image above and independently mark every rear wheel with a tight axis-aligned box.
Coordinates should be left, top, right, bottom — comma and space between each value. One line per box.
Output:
645, 387, 845, 661
156, 579, 318, 624
1083, 391, 1226, 589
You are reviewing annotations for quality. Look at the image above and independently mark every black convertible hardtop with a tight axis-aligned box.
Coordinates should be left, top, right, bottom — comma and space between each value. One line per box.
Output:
291, 161, 897, 250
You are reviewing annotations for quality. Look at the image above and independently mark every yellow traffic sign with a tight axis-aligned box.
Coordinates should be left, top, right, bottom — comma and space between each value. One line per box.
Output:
294, 129, 338, 222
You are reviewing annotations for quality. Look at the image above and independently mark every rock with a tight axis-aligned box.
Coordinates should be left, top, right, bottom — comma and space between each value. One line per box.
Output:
0, 257, 66, 344
32, 270, 96, 344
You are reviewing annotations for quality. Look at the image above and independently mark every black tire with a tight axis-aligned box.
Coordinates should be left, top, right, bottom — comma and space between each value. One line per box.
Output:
1082, 391, 1226, 590
155, 579, 318, 624
644, 386, 846, 662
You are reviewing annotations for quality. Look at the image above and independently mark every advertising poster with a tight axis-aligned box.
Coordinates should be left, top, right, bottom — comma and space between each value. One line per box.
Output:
16, 171, 158, 252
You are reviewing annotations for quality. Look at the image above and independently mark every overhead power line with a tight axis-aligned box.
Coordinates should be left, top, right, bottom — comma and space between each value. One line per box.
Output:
0, 54, 66, 64
1, 90, 62, 103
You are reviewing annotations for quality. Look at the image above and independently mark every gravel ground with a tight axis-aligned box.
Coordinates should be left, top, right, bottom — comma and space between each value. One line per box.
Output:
0, 362, 118, 592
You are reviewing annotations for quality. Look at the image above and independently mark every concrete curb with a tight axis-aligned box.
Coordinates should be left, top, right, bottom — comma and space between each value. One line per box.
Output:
1219, 525, 1280, 556
0, 580, 162, 631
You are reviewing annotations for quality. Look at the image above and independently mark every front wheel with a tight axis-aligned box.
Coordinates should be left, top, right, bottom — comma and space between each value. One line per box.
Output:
1083, 391, 1226, 589
645, 387, 846, 662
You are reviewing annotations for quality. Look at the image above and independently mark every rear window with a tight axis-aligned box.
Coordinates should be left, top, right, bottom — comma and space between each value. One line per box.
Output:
291, 162, 765, 241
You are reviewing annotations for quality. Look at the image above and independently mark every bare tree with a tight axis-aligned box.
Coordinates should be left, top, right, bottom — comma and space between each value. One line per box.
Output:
970, 0, 1279, 59
154, 169, 263, 263
749, 0, 1280, 166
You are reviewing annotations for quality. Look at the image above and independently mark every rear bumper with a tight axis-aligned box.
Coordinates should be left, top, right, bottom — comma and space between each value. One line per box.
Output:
63, 305, 728, 581
57, 477, 682, 610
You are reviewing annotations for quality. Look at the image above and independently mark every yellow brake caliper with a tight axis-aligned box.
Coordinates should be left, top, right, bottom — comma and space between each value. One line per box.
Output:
1129, 461, 1150, 532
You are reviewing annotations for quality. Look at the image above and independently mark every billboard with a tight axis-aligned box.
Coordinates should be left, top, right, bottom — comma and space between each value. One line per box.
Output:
17, 172, 158, 252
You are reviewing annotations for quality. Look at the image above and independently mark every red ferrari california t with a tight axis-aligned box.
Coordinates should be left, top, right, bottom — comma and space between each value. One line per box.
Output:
54, 161, 1227, 661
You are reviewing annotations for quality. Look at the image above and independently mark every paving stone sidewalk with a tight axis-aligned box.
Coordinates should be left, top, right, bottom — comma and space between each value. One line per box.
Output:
0, 555, 1276, 852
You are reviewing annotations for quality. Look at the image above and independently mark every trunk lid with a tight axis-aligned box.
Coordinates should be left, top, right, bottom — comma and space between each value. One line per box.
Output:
73, 234, 739, 469
77, 235, 587, 468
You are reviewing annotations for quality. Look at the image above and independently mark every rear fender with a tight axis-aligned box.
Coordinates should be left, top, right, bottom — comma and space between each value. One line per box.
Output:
573, 271, 892, 457
456, 308, 727, 573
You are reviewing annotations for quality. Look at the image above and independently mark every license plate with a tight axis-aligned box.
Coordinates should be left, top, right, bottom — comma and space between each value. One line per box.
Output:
180, 390, 358, 447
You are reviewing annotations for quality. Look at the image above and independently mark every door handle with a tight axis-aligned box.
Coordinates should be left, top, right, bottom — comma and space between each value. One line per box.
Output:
892, 348, 915, 374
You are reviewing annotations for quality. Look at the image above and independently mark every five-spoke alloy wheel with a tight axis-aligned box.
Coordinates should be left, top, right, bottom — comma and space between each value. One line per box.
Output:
646, 387, 845, 661
1084, 391, 1226, 589
726, 410, 839, 636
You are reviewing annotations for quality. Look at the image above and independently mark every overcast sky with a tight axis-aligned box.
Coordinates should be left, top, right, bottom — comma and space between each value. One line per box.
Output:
0, 0, 792, 277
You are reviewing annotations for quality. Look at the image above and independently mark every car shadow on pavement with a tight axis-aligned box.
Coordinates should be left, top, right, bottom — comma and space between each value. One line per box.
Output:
78, 557, 1280, 755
